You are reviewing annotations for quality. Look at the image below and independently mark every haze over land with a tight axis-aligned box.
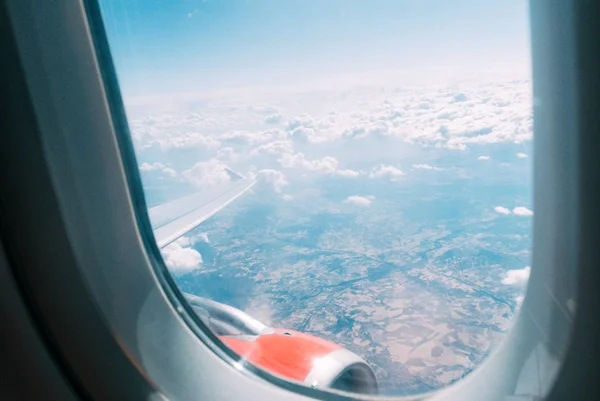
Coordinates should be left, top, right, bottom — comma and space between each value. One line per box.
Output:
132, 75, 532, 394
99, 0, 532, 394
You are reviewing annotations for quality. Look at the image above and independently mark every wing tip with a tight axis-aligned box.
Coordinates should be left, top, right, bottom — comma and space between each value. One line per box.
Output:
225, 168, 244, 181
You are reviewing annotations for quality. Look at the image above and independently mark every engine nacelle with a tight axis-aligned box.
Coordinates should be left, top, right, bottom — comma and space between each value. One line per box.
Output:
186, 294, 378, 395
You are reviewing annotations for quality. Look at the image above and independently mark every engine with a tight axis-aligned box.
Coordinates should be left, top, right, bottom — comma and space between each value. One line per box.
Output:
185, 294, 378, 395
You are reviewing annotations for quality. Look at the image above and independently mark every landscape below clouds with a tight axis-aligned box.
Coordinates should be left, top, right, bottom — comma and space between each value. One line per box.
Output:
130, 75, 533, 395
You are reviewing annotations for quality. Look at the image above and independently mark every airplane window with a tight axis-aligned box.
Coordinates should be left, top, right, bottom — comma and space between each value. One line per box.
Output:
98, 0, 532, 397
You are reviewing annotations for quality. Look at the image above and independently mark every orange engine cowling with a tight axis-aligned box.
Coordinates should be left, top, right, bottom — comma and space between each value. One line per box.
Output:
186, 294, 378, 395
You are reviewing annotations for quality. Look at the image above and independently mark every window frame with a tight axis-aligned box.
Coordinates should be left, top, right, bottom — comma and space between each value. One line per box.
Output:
2, 0, 596, 400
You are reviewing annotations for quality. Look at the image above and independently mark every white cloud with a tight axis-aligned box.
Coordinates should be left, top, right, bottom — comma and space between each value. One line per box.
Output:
502, 266, 531, 285
127, 113, 226, 149
344, 195, 373, 206
284, 113, 343, 143
260, 129, 288, 142
369, 165, 405, 180
222, 129, 286, 146
513, 206, 533, 216
216, 146, 239, 162
286, 114, 315, 131
175, 237, 191, 246
251, 140, 294, 156
412, 164, 443, 171
453, 93, 469, 102
517, 152, 528, 158
249, 104, 279, 115
255, 169, 288, 193
289, 126, 316, 143
337, 79, 531, 149
264, 114, 282, 124
478, 156, 490, 160
156, 133, 221, 150
286, 115, 317, 142
279, 152, 339, 173
162, 167, 177, 177
140, 162, 165, 171
516, 295, 524, 306
140, 162, 178, 177
277, 152, 359, 177
161, 242, 202, 275
446, 126, 532, 149
182, 159, 231, 188
342, 121, 392, 140
128, 78, 532, 154
191, 232, 210, 244
336, 169, 361, 178
494, 206, 511, 215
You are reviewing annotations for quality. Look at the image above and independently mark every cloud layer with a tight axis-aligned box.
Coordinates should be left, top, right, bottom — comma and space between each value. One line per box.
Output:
502, 266, 531, 285
344, 195, 374, 206
494, 206, 511, 215
494, 206, 533, 216
369, 165, 405, 180
161, 241, 203, 275
513, 206, 533, 216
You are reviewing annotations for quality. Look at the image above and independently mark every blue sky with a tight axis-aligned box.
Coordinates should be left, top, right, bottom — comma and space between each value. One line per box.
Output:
99, 0, 530, 97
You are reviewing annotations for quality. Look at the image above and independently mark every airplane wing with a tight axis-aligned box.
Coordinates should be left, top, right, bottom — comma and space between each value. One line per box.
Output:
148, 172, 256, 248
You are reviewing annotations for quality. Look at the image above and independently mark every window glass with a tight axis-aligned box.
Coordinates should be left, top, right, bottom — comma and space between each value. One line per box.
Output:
99, 0, 532, 396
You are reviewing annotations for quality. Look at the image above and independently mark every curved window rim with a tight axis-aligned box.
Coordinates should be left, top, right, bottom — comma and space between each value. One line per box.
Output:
4, 0, 578, 399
